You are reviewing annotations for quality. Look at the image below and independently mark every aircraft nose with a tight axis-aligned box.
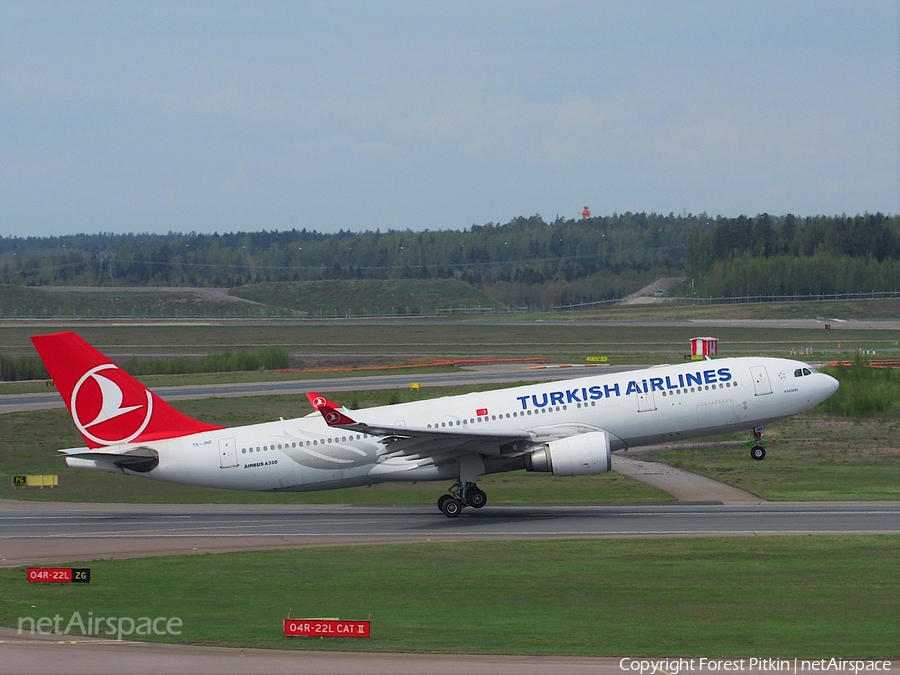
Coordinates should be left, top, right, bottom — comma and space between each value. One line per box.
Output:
823, 373, 840, 397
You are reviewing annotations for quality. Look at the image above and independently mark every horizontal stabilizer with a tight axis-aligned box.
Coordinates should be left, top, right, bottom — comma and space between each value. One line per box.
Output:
61, 447, 159, 472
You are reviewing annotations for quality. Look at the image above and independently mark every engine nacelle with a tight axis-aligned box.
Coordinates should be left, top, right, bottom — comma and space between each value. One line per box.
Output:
525, 431, 611, 476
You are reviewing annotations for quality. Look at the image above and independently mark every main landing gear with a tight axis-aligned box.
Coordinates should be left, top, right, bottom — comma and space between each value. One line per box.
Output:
437, 481, 487, 517
750, 426, 766, 461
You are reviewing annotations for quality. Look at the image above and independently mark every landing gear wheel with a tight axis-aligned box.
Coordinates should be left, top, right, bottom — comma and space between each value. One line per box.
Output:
467, 488, 487, 508
437, 494, 452, 511
751, 445, 766, 461
440, 497, 462, 518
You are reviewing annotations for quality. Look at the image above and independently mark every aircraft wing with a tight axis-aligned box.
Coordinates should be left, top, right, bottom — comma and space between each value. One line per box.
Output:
305, 392, 534, 458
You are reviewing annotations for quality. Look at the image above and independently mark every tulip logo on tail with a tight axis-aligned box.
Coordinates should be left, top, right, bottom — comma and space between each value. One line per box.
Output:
312, 397, 327, 409
70, 365, 153, 445
325, 411, 341, 424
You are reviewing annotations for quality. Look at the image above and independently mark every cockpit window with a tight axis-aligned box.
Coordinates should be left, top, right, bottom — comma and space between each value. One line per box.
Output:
794, 369, 803, 377
802, 368, 812, 376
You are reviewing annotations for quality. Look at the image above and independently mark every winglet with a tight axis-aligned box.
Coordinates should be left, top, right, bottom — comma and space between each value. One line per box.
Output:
319, 404, 359, 427
306, 392, 359, 427
306, 392, 342, 412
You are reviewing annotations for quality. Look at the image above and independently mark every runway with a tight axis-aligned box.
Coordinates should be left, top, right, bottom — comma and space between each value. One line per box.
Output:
2, 501, 897, 673
1, 501, 898, 566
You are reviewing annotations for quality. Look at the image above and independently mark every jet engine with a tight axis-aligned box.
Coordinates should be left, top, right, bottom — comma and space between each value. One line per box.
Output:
524, 431, 611, 476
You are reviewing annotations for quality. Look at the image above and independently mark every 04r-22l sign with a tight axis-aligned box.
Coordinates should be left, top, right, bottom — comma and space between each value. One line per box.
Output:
284, 620, 370, 638
27, 568, 91, 583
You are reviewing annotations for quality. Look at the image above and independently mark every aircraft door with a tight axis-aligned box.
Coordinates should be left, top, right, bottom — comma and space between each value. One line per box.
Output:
218, 438, 238, 468
636, 390, 657, 412
750, 366, 773, 396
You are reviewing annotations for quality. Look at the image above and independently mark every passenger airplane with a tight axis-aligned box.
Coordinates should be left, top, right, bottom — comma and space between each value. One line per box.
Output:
32, 332, 838, 517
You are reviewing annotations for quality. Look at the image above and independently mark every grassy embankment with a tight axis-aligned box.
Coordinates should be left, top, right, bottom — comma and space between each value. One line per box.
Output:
2, 280, 900, 321
0, 536, 896, 656
0, 284, 289, 318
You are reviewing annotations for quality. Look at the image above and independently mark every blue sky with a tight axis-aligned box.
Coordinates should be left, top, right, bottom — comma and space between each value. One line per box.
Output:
0, 0, 896, 237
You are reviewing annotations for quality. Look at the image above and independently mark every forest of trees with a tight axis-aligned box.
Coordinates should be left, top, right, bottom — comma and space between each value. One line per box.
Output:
2, 212, 899, 306
0, 213, 690, 307
686, 213, 900, 297
0, 213, 689, 285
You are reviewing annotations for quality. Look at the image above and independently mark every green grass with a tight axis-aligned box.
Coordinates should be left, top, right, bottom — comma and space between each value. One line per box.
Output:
0, 284, 286, 319
0, 364, 464, 394
231, 279, 507, 315
821, 361, 900, 417
569, 297, 900, 321
3, 282, 900, 324
640, 414, 900, 501
4, 321, 898, 362
1, 537, 897, 656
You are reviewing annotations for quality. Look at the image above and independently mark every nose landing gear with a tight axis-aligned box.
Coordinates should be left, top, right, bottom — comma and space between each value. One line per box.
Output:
437, 481, 487, 517
750, 426, 766, 461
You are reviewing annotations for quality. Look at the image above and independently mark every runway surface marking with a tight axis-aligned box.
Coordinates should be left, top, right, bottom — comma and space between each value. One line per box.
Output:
1, 502, 897, 566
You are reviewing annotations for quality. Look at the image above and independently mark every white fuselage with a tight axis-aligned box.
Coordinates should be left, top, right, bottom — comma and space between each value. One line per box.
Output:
66, 357, 838, 492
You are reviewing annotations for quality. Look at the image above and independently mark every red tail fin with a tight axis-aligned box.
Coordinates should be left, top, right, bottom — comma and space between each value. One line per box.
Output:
31, 332, 222, 448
